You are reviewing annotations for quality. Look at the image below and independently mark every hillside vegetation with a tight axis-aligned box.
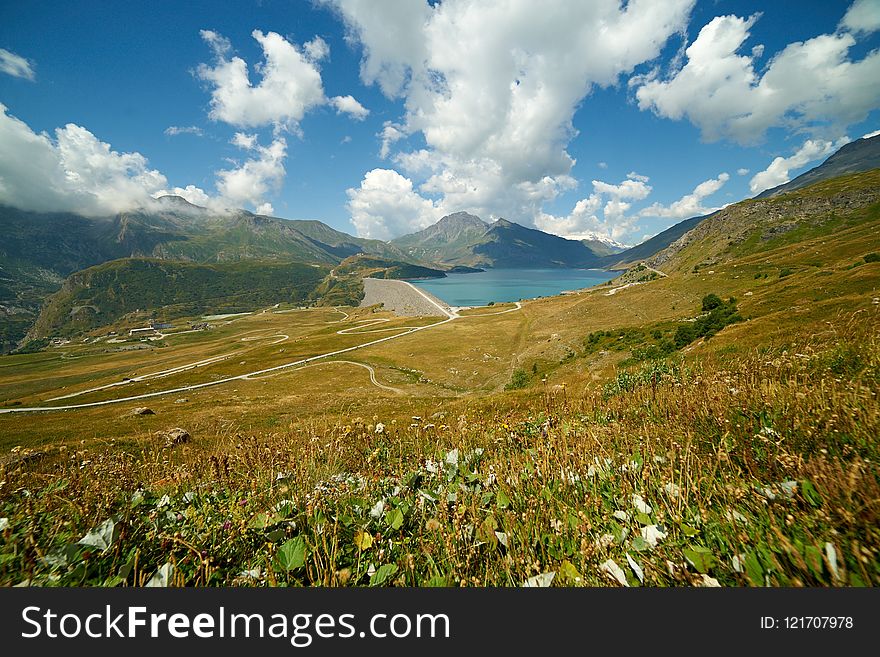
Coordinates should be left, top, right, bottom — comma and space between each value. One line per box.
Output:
0, 168, 878, 587
28, 258, 329, 339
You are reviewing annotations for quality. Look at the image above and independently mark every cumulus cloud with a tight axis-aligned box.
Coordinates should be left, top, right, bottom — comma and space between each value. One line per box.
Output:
634, 8, 880, 144
749, 138, 850, 194
329, 94, 370, 120
737, 167, 750, 176
0, 103, 170, 215
196, 29, 328, 130
640, 172, 729, 218
0, 48, 35, 80
841, 0, 880, 33
535, 173, 653, 241
863, 128, 880, 139
378, 121, 405, 159
164, 125, 204, 137
215, 133, 287, 212
326, 0, 695, 237
346, 168, 442, 240
154, 184, 212, 207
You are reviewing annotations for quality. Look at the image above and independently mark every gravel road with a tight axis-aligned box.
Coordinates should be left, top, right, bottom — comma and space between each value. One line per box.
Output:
360, 278, 450, 316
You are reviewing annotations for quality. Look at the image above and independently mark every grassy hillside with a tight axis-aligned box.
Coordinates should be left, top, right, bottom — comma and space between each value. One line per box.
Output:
333, 255, 447, 280
648, 169, 880, 274
0, 203, 415, 350
28, 258, 329, 339
0, 169, 878, 587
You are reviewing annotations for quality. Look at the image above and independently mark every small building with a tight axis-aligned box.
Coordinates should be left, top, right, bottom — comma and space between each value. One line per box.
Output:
129, 327, 159, 337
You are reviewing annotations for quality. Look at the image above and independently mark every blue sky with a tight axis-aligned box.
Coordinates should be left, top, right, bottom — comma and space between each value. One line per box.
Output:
1, 0, 878, 245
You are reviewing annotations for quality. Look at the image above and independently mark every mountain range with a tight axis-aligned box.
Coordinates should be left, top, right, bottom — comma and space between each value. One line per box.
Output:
390, 211, 619, 269
1, 134, 878, 351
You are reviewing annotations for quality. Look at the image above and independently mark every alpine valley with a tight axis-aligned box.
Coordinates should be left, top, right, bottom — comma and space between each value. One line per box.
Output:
1, 1, 879, 592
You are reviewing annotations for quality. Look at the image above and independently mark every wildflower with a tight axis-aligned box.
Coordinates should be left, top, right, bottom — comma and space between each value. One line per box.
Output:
640, 525, 667, 548
222, 521, 232, 530
599, 559, 628, 587
375, 423, 385, 434
425, 518, 441, 531
631, 494, 652, 514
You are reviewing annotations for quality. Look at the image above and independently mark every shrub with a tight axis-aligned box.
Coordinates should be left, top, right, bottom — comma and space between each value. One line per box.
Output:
779, 268, 794, 278
674, 324, 696, 349
864, 252, 879, 263
701, 293, 723, 311
506, 368, 529, 390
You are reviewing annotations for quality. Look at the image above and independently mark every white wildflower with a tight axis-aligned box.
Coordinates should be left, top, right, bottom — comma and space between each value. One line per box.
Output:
599, 559, 629, 587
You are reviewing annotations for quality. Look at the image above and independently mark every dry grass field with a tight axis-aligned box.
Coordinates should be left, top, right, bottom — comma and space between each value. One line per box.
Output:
0, 188, 878, 586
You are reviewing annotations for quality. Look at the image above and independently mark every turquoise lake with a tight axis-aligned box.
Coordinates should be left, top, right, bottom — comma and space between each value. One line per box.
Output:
408, 268, 616, 307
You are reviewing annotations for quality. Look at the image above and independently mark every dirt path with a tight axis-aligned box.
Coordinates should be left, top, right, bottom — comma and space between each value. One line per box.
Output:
246, 359, 403, 394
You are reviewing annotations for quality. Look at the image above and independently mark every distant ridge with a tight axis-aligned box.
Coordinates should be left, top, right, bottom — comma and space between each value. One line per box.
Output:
756, 134, 880, 198
391, 212, 608, 268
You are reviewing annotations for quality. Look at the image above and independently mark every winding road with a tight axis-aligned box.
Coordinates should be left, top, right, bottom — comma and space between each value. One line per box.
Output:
1, 283, 515, 414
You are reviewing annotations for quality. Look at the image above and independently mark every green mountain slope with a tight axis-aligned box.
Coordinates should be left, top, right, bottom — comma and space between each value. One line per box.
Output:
646, 169, 880, 274
28, 258, 330, 339
0, 200, 409, 350
605, 212, 713, 269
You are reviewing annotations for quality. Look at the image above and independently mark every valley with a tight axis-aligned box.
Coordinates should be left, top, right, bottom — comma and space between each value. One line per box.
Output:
0, 151, 878, 588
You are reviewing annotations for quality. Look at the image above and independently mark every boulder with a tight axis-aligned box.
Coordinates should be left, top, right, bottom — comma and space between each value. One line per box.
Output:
163, 428, 190, 447
132, 407, 155, 415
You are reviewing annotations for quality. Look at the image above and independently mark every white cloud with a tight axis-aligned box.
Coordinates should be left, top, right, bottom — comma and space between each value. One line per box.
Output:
597, 161, 608, 169
215, 133, 287, 212
841, 0, 880, 34
303, 36, 330, 62
634, 10, 880, 144
164, 125, 204, 137
535, 173, 652, 241
640, 172, 729, 218
737, 167, 750, 176
330, 94, 370, 120
154, 184, 212, 207
327, 0, 695, 234
346, 168, 442, 240
0, 104, 290, 216
196, 29, 328, 130
0, 48, 35, 81
862, 128, 880, 139
378, 121, 405, 159
749, 138, 849, 194
0, 103, 171, 215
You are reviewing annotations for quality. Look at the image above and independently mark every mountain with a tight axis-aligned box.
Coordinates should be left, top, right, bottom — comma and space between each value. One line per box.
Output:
0, 200, 410, 350
580, 236, 627, 258
390, 212, 491, 264
756, 134, 880, 198
392, 212, 606, 268
644, 168, 880, 274
606, 135, 880, 269
605, 212, 714, 269
28, 258, 330, 340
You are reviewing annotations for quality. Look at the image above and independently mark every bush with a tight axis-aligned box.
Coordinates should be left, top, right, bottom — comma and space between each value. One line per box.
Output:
779, 268, 794, 278
505, 368, 530, 390
674, 325, 696, 349
674, 295, 743, 349
701, 293, 723, 311
864, 252, 879, 263
15, 338, 50, 354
